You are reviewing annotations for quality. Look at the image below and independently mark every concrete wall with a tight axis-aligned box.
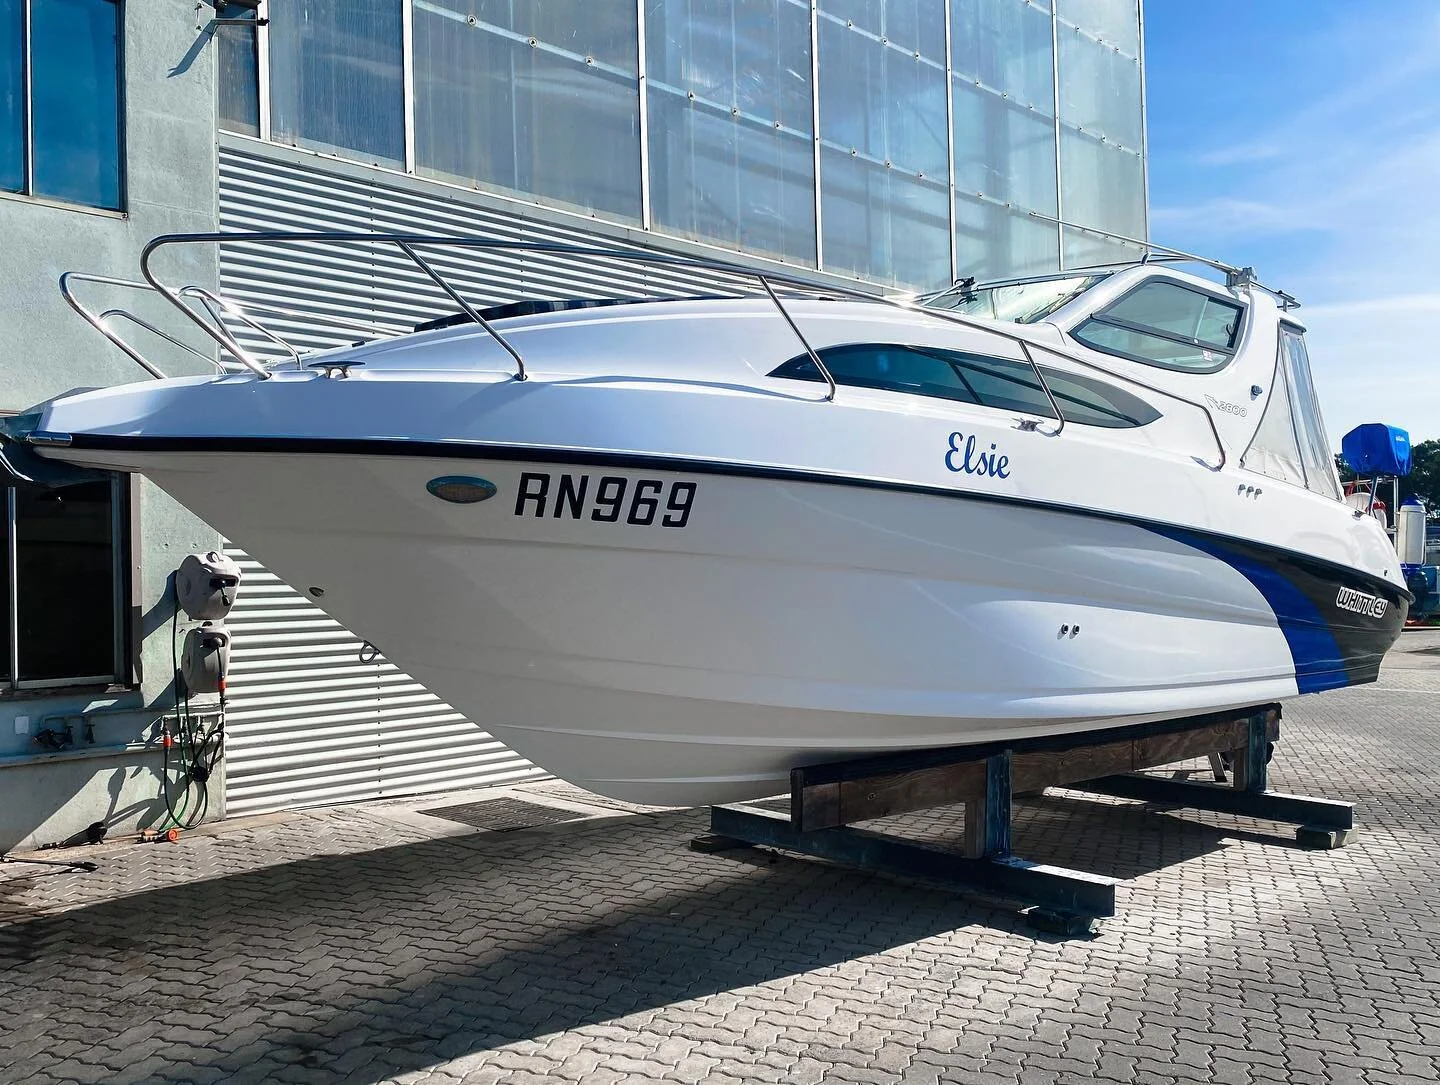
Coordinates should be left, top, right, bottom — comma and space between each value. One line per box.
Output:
0, 4, 225, 852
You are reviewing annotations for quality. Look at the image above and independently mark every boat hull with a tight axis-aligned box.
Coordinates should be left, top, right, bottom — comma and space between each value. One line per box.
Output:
60, 445, 1404, 804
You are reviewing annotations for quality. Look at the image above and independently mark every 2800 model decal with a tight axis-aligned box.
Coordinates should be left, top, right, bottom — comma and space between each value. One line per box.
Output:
1335, 586, 1388, 619
515, 472, 696, 528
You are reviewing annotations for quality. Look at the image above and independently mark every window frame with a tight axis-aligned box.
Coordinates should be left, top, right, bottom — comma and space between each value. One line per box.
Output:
2, 0, 126, 213
2, 474, 132, 693
1070, 274, 1248, 374
769, 341, 1162, 429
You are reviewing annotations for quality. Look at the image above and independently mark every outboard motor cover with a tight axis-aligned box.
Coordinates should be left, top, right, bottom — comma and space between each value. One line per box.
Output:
1341, 423, 1411, 477
177, 551, 242, 621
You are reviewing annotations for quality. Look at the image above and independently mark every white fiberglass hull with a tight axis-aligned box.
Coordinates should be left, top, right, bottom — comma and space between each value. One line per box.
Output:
28, 293, 1407, 804
99, 449, 1312, 804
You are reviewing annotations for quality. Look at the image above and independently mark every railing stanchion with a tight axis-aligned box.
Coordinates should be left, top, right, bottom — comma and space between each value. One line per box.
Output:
756, 274, 836, 402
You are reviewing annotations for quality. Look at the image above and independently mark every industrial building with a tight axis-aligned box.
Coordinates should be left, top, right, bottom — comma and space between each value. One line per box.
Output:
0, 0, 1146, 848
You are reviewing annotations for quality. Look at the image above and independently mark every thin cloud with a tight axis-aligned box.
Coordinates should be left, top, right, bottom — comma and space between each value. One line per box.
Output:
1147, 5, 1440, 441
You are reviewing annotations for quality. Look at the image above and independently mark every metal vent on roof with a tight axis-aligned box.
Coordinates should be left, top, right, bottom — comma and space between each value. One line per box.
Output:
421, 797, 590, 831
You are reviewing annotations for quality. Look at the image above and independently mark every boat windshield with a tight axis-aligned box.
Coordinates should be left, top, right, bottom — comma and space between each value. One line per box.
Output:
924, 274, 1109, 324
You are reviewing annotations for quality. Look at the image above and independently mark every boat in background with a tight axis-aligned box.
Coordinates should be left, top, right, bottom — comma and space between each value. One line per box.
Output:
8, 232, 1409, 804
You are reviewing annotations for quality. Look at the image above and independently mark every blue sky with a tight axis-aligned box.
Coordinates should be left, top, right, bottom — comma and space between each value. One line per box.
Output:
1143, 2, 1440, 446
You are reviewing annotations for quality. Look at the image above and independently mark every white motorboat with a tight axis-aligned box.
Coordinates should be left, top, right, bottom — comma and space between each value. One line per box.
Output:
11, 234, 1408, 804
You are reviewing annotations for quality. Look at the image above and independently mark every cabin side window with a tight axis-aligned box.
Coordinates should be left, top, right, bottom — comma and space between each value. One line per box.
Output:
1240, 327, 1341, 500
769, 344, 1161, 428
1072, 280, 1244, 372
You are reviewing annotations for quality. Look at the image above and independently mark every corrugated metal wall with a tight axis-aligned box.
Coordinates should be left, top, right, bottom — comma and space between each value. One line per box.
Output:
214, 140, 858, 814
214, 143, 850, 359
222, 546, 549, 816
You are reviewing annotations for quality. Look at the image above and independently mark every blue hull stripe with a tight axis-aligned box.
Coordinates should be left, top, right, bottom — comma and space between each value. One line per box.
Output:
1157, 528, 1346, 694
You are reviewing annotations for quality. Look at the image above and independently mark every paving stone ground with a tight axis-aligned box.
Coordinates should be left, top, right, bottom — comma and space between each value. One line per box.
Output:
3, 633, 1440, 1084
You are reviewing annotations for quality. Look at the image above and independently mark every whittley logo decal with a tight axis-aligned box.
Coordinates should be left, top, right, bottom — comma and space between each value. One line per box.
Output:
945, 431, 1011, 479
1335, 586, 1388, 619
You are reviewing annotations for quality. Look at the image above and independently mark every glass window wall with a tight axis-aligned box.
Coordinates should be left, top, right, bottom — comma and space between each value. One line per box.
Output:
950, 0, 1059, 279
817, 0, 949, 287
270, 0, 405, 168
220, 0, 1146, 292
1055, 0, 1143, 269
645, 0, 814, 263
414, 0, 640, 221
1055, 0, 1139, 56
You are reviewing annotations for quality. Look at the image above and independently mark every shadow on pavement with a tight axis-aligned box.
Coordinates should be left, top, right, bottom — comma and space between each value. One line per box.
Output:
0, 796, 1239, 1084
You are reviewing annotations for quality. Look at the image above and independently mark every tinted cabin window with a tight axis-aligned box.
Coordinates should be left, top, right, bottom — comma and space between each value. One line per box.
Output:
1073, 281, 1244, 372
770, 344, 1160, 428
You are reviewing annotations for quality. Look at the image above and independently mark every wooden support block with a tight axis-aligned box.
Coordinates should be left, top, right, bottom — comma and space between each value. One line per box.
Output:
1134, 719, 1248, 770
789, 705, 1283, 832
963, 752, 1012, 860
835, 762, 986, 829
793, 778, 840, 832
1231, 710, 1274, 793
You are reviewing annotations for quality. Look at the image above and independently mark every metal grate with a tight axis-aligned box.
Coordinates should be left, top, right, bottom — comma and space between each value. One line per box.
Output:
420, 798, 590, 832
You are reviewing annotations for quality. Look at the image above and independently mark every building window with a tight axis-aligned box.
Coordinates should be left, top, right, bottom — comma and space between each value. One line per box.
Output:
2, 478, 127, 689
414, 0, 641, 222
951, 0, 1061, 280
269, 0, 405, 168
645, 0, 815, 265
816, 0, 951, 288
216, 3, 260, 136
0, 0, 124, 211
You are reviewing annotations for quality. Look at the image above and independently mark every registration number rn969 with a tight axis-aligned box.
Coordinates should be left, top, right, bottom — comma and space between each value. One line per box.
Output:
515, 471, 696, 528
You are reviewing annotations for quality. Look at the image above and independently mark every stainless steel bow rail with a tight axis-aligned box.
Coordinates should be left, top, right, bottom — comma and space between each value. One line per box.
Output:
59, 230, 1231, 469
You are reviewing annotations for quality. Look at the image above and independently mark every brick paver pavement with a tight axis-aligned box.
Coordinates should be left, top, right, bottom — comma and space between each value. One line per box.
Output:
2, 634, 1439, 1084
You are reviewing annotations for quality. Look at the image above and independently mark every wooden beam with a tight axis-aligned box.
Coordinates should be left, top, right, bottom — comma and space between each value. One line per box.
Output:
793, 708, 1281, 831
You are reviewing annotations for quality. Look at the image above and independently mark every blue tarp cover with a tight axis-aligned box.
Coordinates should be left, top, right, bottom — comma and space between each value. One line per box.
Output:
1342, 423, 1411, 476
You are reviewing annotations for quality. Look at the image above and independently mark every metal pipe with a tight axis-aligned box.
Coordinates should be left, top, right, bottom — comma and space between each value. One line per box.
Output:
97, 309, 217, 367
178, 285, 302, 365
394, 240, 527, 381
1015, 340, 1063, 437
138, 239, 272, 378
756, 274, 836, 402
124, 231, 1232, 467
1026, 209, 1242, 277
59, 272, 169, 379
7, 487, 17, 688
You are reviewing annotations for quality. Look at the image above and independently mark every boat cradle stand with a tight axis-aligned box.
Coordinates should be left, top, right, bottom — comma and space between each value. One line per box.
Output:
693, 705, 1354, 933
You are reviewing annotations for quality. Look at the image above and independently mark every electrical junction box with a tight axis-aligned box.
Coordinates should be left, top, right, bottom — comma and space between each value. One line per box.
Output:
177, 551, 241, 621
181, 622, 231, 696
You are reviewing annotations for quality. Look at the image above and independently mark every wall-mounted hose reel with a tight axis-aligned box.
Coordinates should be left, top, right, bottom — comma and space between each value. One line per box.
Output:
175, 551, 240, 697
176, 550, 241, 621
165, 551, 243, 833
181, 622, 231, 696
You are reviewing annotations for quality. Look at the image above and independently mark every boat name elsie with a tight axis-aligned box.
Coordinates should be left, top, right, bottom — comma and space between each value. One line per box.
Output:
945, 431, 1011, 479
515, 471, 696, 527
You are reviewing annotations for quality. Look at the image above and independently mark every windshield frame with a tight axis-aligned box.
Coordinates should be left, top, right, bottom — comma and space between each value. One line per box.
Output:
921, 271, 1112, 325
